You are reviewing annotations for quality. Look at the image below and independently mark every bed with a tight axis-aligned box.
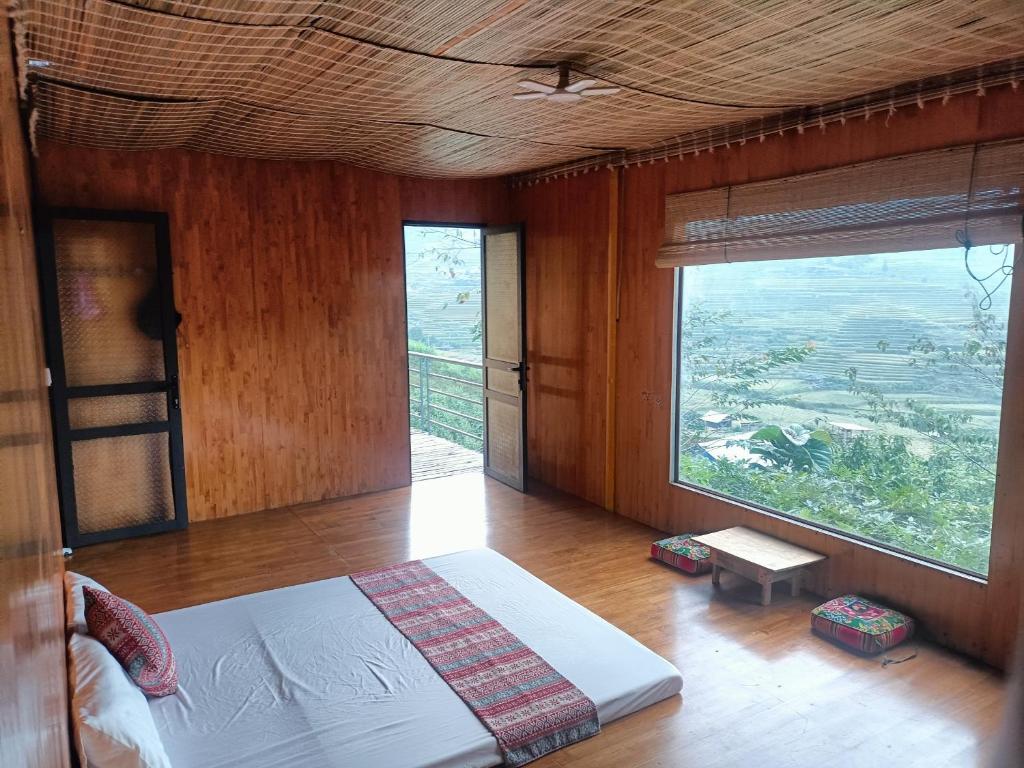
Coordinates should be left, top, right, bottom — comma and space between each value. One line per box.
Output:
146, 548, 683, 768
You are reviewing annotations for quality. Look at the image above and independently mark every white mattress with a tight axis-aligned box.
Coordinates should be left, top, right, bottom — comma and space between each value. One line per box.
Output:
149, 548, 682, 768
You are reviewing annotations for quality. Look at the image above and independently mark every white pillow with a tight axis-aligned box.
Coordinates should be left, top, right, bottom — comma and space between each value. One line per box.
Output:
68, 633, 173, 768
65, 571, 109, 634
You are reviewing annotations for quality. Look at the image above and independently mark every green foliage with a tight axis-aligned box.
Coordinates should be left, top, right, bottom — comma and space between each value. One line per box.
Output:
408, 339, 437, 355
406, 228, 484, 450
680, 438, 993, 572
408, 348, 483, 452
749, 425, 833, 472
682, 306, 815, 413
677, 294, 1005, 575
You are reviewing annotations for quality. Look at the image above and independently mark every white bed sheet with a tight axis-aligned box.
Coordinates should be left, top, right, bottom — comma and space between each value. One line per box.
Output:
149, 548, 682, 768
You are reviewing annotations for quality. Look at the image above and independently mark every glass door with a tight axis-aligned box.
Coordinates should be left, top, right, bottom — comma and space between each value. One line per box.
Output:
38, 209, 187, 547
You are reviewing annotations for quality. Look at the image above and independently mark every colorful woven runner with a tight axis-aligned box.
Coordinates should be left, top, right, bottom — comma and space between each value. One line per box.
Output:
350, 560, 600, 766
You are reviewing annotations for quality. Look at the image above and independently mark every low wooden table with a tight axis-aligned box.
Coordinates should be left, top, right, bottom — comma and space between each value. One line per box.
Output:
692, 526, 827, 606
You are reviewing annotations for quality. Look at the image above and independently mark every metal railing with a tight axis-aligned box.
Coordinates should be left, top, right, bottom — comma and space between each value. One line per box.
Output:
408, 351, 483, 451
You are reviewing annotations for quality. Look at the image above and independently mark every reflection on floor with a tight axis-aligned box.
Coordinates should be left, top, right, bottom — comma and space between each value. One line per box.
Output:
69, 474, 1006, 768
410, 428, 482, 482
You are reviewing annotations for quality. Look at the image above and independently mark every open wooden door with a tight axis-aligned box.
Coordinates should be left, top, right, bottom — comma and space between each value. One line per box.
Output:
481, 225, 526, 491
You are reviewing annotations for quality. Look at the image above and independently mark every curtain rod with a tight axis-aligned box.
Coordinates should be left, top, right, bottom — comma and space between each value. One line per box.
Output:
511, 58, 1022, 188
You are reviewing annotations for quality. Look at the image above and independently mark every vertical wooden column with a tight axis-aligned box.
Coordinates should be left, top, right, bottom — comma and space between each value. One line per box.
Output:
603, 167, 621, 512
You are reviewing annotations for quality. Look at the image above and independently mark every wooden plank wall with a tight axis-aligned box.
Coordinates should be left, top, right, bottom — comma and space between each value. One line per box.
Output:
513, 172, 613, 506
0, 14, 70, 767
35, 141, 508, 520
27, 83, 1024, 667
514, 84, 1024, 668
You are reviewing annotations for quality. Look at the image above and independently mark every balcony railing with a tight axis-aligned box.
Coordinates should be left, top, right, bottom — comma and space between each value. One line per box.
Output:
408, 351, 483, 452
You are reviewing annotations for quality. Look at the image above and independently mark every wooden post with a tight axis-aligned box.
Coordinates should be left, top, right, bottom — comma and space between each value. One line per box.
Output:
419, 355, 430, 431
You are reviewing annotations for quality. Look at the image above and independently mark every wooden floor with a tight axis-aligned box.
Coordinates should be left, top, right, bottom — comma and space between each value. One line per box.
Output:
410, 428, 482, 482
69, 474, 1006, 768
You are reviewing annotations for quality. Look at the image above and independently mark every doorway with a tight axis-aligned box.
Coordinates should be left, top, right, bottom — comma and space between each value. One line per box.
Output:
402, 223, 527, 490
403, 224, 485, 482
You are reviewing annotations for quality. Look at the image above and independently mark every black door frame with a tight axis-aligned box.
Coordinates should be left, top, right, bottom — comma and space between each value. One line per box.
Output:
36, 207, 188, 547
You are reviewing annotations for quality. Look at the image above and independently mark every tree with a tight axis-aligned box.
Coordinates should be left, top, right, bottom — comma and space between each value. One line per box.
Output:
749, 425, 834, 472
676, 303, 816, 454
846, 292, 1006, 479
675, 292, 1005, 574
414, 227, 483, 342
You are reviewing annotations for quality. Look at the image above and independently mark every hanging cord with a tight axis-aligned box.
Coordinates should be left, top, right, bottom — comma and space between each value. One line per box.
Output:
881, 646, 919, 667
957, 144, 980, 255
964, 242, 1018, 311
958, 144, 1019, 310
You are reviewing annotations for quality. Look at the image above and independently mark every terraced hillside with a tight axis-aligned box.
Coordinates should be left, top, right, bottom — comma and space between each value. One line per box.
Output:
678, 247, 1012, 432
404, 226, 482, 358
674, 245, 1014, 574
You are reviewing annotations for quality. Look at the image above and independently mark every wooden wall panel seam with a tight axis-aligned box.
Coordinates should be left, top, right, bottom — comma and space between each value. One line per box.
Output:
604, 168, 620, 511
514, 173, 608, 506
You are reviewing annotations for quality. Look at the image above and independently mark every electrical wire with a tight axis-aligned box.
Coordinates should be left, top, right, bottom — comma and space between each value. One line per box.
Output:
957, 144, 1018, 311
881, 646, 918, 666
962, 240, 1020, 312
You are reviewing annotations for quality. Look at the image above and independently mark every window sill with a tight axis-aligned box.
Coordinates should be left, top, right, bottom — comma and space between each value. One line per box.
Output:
667, 479, 990, 586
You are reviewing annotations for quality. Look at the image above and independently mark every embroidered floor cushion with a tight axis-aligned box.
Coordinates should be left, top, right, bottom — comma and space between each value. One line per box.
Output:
811, 594, 914, 654
84, 586, 178, 697
651, 534, 712, 575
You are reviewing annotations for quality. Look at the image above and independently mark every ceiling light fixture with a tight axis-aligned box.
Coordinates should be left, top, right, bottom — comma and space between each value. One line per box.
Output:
514, 62, 619, 104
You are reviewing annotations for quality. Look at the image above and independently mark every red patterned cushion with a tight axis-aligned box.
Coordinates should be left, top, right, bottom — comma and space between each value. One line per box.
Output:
650, 534, 712, 575
811, 594, 914, 654
83, 587, 178, 697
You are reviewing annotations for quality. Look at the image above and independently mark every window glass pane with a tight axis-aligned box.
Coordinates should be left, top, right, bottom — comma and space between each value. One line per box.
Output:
674, 246, 1014, 575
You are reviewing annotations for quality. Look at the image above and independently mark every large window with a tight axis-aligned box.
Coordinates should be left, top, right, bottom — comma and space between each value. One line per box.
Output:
673, 246, 1014, 576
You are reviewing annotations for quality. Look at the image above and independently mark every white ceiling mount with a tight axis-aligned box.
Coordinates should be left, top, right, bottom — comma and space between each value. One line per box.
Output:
514, 62, 620, 104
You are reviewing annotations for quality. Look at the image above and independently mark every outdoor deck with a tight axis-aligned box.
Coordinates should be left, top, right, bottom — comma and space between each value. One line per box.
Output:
410, 428, 482, 482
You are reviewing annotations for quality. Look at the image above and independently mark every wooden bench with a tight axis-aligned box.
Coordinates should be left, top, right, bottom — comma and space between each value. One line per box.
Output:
692, 526, 827, 606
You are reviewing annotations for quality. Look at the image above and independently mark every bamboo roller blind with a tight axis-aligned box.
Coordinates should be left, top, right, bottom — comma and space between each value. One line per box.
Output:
657, 140, 1024, 268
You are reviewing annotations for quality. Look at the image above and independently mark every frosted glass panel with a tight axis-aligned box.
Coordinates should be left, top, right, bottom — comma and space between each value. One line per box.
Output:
73, 433, 173, 534
68, 393, 167, 430
54, 219, 165, 386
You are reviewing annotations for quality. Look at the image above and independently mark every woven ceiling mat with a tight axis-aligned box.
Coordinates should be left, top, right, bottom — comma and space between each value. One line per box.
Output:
31, 82, 584, 176
11, 0, 1024, 178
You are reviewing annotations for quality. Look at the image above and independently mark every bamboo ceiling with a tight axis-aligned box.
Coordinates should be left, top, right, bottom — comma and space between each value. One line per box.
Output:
11, 0, 1024, 178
